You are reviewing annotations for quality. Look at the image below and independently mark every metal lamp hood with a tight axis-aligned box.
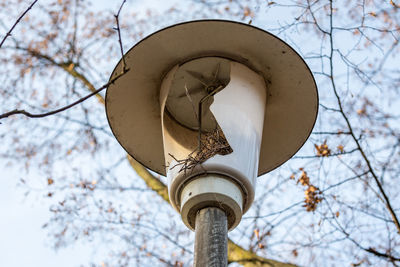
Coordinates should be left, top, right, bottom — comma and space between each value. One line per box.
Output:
105, 20, 319, 177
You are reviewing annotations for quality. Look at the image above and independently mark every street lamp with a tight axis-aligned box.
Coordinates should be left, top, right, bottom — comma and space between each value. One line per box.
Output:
105, 20, 318, 266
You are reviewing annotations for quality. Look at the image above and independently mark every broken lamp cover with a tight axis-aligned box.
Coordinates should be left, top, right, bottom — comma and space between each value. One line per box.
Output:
161, 57, 266, 230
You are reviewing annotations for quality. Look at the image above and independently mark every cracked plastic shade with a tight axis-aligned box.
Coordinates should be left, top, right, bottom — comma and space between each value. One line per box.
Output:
105, 20, 318, 179
160, 57, 266, 213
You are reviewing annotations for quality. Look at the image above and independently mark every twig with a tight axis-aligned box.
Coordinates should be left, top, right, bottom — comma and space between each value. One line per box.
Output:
184, 84, 198, 119
0, 70, 129, 121
293, 148, 359, 159
114, 0, 127, 72
13, 47, 106, 104
168, 124, 232, 175
327, 0, 400, 234
325, 197, 400, 262
0, 0, 39, 49
1, 0, 131, 122
312, 131, 351, 135
198, 84, 225, 148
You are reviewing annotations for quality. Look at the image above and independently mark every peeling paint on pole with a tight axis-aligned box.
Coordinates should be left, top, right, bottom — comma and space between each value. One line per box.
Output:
194, 207, 228, 267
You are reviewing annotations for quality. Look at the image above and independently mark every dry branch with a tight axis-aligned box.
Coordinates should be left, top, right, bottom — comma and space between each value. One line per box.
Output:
114, 0, 128, 72
169, 125, 232, 174
0, 69, 128, 121
0, 0, 130, 122
0, 0, 39, 49
327, 0, 400, 234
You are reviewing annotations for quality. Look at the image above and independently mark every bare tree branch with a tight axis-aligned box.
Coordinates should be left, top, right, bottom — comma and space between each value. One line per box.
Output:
0, 69, 128, 121
293, 148, 359, 159
12, 47, 106, 104
0, 0, 131, 122
325, 198, 400, 263
114, 0, 128, 72
0, 0, 39, 49
327, 0, 400, 234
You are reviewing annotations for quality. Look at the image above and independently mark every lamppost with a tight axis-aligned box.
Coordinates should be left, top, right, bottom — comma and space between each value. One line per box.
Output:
105, 20, 318, 266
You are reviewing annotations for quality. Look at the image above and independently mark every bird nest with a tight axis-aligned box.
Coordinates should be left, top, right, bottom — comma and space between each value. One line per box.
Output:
169, 125, 233, 175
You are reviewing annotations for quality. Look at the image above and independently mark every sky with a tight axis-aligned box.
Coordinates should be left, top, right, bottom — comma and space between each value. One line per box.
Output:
0, 168, 92, 267
2, 0, 391, 266
0, 1, 266, 266
0, 1, 311, 266
0, 2, 166, 267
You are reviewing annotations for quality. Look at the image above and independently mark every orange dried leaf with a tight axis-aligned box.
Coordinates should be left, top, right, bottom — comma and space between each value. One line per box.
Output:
357, 109, 366, 115
390, 0, 399, 7
67, 63, 75, 71
309, 185, 317, 192
298, 171, 310, 186
315, 141, 330, 156
254, 228, 260, 239
243, 7, 251, 17
47, 178, 54, 185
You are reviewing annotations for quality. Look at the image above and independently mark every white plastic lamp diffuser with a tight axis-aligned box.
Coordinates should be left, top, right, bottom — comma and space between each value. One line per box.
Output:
106, 20, 318, 231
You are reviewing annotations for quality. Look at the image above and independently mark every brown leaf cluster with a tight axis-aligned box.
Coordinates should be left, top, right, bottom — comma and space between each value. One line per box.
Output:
304, 185, 323, 212
76, 180, 96, 191
314, 141, 331, 157
296, 170, 323, 212
47, 178, 54, 185
252, 228, 267, 250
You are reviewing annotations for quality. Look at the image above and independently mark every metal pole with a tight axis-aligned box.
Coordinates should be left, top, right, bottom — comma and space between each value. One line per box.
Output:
194, 207, 228, 267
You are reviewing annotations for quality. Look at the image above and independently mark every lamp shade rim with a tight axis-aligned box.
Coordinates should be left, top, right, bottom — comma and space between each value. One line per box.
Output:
105, 19, 319, 177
